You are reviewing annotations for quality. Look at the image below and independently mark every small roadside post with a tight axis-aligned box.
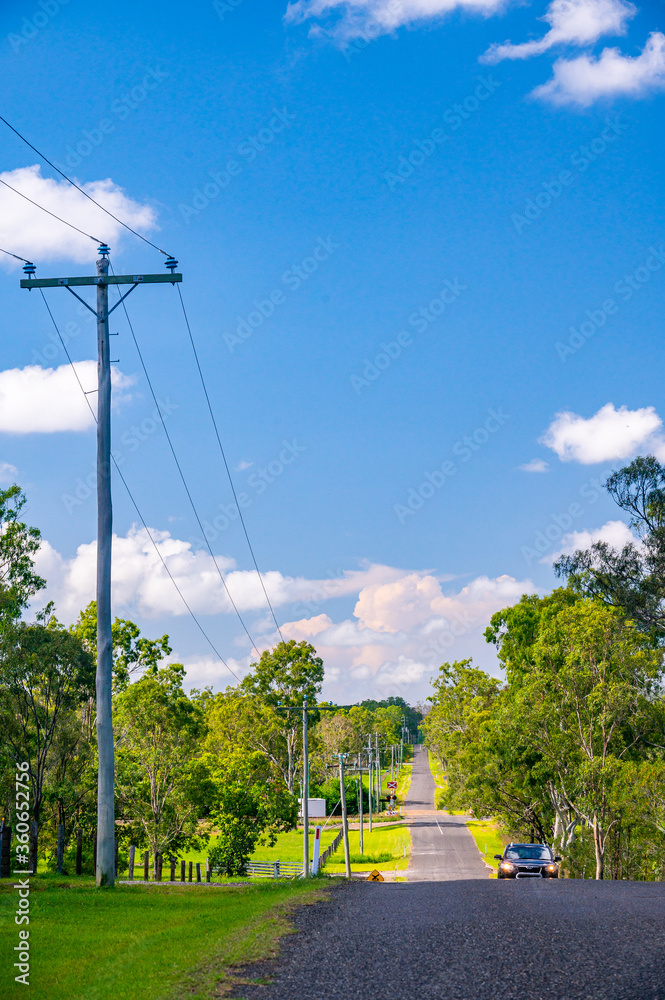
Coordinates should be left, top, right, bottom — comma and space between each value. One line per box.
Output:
311, 826, 322, 875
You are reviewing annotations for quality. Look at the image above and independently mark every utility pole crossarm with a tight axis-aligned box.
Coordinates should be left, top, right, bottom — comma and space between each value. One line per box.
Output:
20, 272, 182, 288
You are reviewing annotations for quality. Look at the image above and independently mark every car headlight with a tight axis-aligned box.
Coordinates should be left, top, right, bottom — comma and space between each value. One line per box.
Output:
499, 862, 515, 870
546, 864, 556, 871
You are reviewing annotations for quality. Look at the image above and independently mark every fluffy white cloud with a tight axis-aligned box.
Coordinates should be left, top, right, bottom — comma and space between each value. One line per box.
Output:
35, 527, 411, 623
34, 522, 534, 700
0, 165, 157, 265
285, 0, 508, 41
532, 30, 665, 105
0, 362, 134, 434
544, 518, 637, 563
519, 458, 549, 473
278, 572, 534, 701
482, 0, 635, 63
540, 403, 664, 464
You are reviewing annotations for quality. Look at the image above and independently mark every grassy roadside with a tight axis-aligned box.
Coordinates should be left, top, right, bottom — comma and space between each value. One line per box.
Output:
324, 823, 411, 875
466, 819, 508, 877
0, 877, 328, 1000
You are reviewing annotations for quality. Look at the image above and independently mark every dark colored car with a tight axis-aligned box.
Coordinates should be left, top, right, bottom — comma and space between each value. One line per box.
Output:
494, 843, 561, 879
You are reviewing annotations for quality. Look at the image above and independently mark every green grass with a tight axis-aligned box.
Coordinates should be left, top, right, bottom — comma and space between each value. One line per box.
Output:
324, 823, 411, 874
466, 819, 508, 877
0, 877, 327, 1000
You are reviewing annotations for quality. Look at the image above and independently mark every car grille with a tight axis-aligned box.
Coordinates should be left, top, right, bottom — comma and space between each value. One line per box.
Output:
515, 865, 542, 877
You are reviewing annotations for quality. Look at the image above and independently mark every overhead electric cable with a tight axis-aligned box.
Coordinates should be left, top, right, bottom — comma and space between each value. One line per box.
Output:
0, 246, 33, 264
109, 266, 261, 653
37, 290, 241, 683
0, 114, 171, 256
175, 284, 286, 642
0, 176, 102, 244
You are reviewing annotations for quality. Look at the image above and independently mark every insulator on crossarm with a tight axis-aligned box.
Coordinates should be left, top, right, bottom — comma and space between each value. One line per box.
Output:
97, 244, 111, 256
165, 256, 178, 273
22, 262, 36, 278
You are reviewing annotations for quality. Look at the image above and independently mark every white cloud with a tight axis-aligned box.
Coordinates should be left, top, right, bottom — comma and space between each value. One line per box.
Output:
34, 523, 533, 700
0, 165, 157, 266
285, 0, 508, 42
236, 460, 253, 471
544, 518, 638, 563
482, 0, 635, 63
519, 458, 549, 473
278, 572, 534, 701
532, 31, 665, 105
0, 361, 134, 434
0, 461, 18, 483
540, 403, 664, 464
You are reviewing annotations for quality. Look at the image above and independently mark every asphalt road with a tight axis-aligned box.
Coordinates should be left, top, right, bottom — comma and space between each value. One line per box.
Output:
405, 745, 489, 881
230, 749, 665, 1000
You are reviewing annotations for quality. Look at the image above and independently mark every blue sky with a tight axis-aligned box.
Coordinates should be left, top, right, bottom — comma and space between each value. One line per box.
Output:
0, 0, 664, 702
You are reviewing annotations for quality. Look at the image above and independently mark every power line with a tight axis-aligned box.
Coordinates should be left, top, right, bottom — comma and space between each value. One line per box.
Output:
0, 175, 102, 244
0, 114, 170, 257
175, 284, 286, 642
37, 289, 241, 684
109, 265, 262, 654
0, 246, 33, 264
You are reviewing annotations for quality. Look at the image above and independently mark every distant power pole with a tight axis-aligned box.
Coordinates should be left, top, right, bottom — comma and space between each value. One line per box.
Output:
334, 753, 351, 878
21, 247, 181, 886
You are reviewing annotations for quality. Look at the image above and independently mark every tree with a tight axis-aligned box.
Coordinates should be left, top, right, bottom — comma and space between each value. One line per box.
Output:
0, 611, 94, 870
555, 456, 665, 640
0, 486, 45, 628
241, 640, 324, 792
71, 601, 171, 692
114, 663, 206, 858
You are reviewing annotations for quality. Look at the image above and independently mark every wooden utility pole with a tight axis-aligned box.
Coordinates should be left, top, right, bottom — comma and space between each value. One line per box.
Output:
21, 249, 182, 886
335, 754, 351, 878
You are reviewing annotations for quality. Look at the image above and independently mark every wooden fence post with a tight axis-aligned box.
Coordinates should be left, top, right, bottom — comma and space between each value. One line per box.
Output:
56, 824, 65, 874
181, 859, 186, 882
114, 839, 119, 877
188, 861, 193, 883
206, 859, 210, 883
93, 833, 97, 871
196, 862, 201, 883
76, 829, 83, 876
128, 845, 135, 880
170, 857, 176, 881
0, 823, 11, 878
155, 852, 162, 882
143, 851, 149, 881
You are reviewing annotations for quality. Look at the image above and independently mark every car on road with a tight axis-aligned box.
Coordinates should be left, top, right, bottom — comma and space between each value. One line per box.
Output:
494, 843, 561, 879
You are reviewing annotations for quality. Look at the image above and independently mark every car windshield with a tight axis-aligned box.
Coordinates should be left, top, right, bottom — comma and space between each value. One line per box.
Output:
504, 846, 552, 861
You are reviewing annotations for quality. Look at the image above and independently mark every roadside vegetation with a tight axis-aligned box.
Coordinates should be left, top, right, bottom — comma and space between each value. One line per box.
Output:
0, 878, 326, 1000
0, 482, 420, 883
424, 457, 665, 881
